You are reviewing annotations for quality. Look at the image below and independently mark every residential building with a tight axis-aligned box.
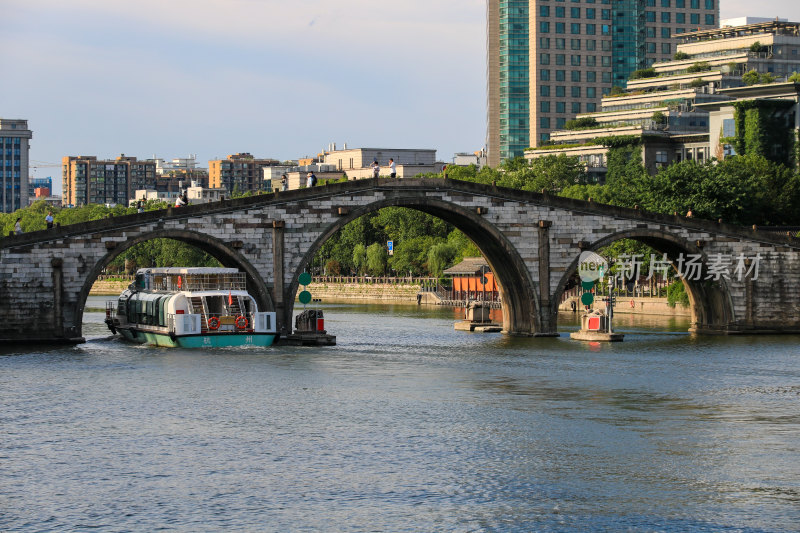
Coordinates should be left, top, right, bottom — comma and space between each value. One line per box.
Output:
132, 189, 180, 205
62, 155, 156, 207
187, 181, 227, 204
486, 0, 720, 166
152, 155, 209, 187
208, 153, 280, 194
0, 119, 32, 213
322, 147, 437, 171
453, 151, 487, 167
525, 20, 800, 176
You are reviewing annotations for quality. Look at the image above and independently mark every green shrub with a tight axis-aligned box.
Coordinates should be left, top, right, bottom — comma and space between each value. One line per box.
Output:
673, 51, 690, 60
630, 67, 658, 80
687, 61, 711, 73
564, 117, 600, 130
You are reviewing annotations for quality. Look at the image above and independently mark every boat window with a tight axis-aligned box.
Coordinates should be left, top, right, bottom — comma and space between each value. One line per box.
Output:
159, 296, 167, 326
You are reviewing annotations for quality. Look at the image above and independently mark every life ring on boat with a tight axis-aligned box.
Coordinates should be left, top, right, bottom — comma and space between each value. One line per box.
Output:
235, 315, 248, 330
630, 299, 635, 308
208, 316, 220, 330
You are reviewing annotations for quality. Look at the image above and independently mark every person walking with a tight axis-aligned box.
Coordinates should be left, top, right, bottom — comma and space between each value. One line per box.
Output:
372, 160, 380, 179
306, 172, 317, 187
14, 217, 22, 235
388, 158, 396, 178
45, 211, 54, 229
281, 174, 288, 191
136, 201, 144, 214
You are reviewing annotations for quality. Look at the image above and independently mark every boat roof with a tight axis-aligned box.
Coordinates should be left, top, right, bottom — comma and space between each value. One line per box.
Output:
137, 267, 241, 275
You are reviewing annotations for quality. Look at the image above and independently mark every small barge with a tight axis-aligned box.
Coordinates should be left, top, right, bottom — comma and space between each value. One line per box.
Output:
105, 267, 277, 348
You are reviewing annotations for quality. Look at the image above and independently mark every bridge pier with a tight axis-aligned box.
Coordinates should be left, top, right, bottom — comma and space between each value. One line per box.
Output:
271, 220, 290, 336
536, 220, 559, 337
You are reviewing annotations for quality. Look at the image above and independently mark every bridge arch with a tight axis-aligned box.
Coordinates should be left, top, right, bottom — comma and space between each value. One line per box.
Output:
286, 195, 541, 336
551, 227, 736, 333
74, 228, 273, 338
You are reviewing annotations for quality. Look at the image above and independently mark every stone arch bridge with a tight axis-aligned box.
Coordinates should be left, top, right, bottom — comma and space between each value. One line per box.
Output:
2, 178, 800, 343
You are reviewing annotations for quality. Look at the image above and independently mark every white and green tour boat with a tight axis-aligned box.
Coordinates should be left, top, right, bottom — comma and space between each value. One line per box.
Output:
105, 267, 277, 348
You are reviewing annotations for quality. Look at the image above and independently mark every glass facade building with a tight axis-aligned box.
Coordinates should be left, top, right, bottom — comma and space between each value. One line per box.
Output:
498, 1, 531, 162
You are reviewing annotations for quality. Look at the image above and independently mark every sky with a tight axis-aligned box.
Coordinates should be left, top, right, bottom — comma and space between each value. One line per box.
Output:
2, 0, 799, 195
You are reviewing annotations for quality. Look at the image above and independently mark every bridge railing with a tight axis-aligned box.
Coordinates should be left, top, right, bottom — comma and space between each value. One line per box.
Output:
560, 275, 671, 303
311, 276, 439, 285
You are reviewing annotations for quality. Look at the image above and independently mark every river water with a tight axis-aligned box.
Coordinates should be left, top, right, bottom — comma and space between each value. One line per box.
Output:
2, 298, 799, 532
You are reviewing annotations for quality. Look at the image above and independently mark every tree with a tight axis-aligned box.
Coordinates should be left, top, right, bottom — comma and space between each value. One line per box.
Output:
325, 259, 341, 276
427, 243, 457, 278
370, 207, 450, 244
759, 72, 777, 84
352, 243, 367, 275
389, 236, 442, 276
603, 140, 647, 208
498, 154, 587, 192
673, 51, 690, 60
365, 242, 387, 276
651, 111, 667, 125
742, 69, 761, 86
447, 230, 481, 263
789, 72, 800, 83
749, 41, 766, 53
689, 77, 707, 88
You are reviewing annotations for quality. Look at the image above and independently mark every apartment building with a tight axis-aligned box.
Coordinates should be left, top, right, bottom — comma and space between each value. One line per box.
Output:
208, 153, 280, 194
486, 0, 719, 166
322, 147, 437, 170
525, 19, 800, 176
0, 119, 32, 213
62, 155, 156, 207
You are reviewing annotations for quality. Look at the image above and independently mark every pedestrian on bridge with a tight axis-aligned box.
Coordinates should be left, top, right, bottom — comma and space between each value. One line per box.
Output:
45, 211, 54, 229
372, 160, 380, 178
14, 217, 22, 235
388, 158, 396, 178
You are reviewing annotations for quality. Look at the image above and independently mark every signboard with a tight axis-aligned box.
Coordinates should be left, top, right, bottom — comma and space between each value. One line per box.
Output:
387, 240, 394, 256
587, 316, 601, 330
578, 251, 608, 282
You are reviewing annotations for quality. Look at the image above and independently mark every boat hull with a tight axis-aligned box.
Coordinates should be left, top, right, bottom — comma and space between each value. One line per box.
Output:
119, 328, 276, 348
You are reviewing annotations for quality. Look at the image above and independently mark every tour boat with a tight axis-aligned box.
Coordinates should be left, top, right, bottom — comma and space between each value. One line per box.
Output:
105, 267, 277, 348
